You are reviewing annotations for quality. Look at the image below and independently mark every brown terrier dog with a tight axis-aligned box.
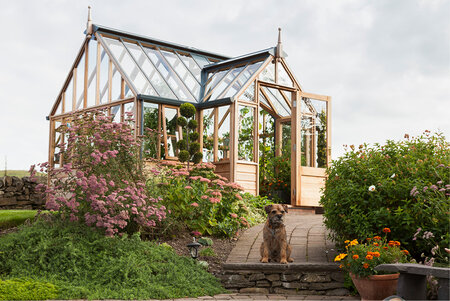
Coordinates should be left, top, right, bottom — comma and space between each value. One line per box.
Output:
260, 204, 294, 264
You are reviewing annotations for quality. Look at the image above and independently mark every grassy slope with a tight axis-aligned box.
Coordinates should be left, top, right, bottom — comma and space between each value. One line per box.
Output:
0, 210, 39, 230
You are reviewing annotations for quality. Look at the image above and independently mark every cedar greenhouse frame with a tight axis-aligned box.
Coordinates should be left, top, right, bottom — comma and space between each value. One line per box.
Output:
48, 18, 332, 208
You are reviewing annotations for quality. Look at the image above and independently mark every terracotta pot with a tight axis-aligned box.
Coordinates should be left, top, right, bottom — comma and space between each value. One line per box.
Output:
350, 273, 399, 301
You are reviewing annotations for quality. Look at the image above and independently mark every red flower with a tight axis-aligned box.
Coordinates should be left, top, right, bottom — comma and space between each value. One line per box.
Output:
383, 228, 391, 233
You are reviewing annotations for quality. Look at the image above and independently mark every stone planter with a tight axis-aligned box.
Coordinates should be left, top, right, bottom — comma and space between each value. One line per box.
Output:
350, 273, 399, 301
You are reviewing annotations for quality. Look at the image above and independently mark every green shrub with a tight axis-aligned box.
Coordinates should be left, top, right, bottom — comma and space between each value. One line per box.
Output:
0, 278, 58, 300
146, 162, 268, 237
199, 247, 216, 257
320, 132, 449, 262
0, 218, 226, 299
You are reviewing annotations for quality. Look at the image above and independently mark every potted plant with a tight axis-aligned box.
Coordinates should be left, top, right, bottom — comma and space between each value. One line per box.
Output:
334, 227, 410, 301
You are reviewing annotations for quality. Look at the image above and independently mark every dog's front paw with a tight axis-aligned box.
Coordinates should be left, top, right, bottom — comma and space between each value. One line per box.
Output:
288, 257, 294, 262
280, 259, 288, 264
260, 257, 269, 263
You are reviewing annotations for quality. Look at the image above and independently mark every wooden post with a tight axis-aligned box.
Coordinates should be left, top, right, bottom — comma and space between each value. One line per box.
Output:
254, 93, 260, 195
213, 108, 218, 162
157, 104, 162, 160
72, 69, 77, 111
197, 110, 204, 156
275, 118, 282, 157
291, 91, 301, 206
96, 41, 101, 105
230, 102, 238, 182
83, 43, 89, 109
108, 59, 112, 102
326, 97, 332, 167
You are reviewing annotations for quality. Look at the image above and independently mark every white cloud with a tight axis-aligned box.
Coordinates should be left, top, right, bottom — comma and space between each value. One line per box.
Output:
0, 0, 448, 169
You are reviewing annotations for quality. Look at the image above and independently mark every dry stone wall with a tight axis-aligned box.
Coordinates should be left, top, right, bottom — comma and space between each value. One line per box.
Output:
0, 176, 46, 210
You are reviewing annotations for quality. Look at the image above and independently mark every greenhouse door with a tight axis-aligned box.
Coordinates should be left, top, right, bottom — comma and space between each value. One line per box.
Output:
292, 92, 331, 207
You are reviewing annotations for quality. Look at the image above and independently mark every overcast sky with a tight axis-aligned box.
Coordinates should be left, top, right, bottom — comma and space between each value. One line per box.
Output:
0, 0, 449, 170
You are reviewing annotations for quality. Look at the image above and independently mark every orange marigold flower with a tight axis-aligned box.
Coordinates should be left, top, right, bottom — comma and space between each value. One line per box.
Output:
373, 252, 380, 257
383, 247, 389, 250
339, 264, 343, 269
373, 236, 381, 240
366, 255, 374, 260
383, 228, 391, 233
366, 238, 372, 241
373, 243, 379, 246
388, 241, 395, 247
402, 250, 410, 255
363, 263, 369, 269
352, 255, 359, 260
395, 241, 401, 246
344, 240, 350, 244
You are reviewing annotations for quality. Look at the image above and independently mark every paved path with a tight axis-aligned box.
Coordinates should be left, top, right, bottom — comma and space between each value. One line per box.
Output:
227, 214, 339, 264
169, 293, 359, 300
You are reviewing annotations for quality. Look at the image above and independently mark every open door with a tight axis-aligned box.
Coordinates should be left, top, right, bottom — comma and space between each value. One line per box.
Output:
292, 92, 331, 207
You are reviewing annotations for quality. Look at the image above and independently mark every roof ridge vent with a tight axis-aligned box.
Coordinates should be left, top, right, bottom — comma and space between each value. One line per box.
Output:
276, 27, 282, 58
86, 6, 93, 38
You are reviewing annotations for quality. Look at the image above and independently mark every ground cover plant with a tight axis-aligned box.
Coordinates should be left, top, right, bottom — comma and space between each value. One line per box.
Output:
0, 217, 226, 300
0, 278, 58, 300
321, 131, 449, 264
35, 110, 166, 236
146, 161, 270, 238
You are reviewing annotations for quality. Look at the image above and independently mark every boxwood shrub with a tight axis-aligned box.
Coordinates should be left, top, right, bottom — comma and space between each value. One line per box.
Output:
320, 132, 449, 262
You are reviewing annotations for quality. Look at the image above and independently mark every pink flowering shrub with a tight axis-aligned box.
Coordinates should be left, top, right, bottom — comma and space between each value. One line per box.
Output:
146, 161, 268, 237
35, 110, 166, 236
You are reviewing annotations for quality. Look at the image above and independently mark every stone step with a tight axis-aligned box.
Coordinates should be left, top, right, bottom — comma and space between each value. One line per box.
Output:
219, 262, 350, 296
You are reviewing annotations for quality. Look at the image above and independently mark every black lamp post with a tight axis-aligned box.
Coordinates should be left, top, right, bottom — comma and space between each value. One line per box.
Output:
187, 238, 201, 259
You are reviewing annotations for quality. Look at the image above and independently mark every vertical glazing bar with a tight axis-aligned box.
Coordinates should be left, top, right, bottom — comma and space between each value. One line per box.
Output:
108, 59, 112, 102
83, 43, 89, 108
157, 104, 162, 160
62, 93, 65, 114
213, 108, 218, 162
72, 69, 77, 111
291, 92, 301, 206
326, 97, 332, 167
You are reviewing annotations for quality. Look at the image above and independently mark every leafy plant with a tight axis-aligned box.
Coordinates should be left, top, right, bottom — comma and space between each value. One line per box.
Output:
321, 131, 449, 261
0, 217, 226, 299
146, 162, 267, 237
198, 237, 213, 246
199, 247, 216, 257
334, 227, 410, 278
34, 110, 166, 236
0, 278, 58, 300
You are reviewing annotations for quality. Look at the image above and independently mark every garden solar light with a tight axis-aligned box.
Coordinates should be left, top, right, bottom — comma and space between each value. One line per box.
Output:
187, 238, 201, 259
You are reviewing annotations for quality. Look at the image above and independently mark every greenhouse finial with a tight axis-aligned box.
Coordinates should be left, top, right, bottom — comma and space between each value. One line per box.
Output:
276, 27, 282, 58
86, 6, 93, 38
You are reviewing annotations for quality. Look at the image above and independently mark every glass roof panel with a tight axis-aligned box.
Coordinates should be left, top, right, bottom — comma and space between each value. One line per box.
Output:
191, 54, 211, 68
259, 91, 270, 109
161, 49, 200, 99
209, 65, 245, 100
223, 60, 264, 99
278, 62, 294, 87
203, 69, 229, 100
259, 61, 275, 83
144, 46, 194, 101
103, 37, 155, 97
177, 52, 202, 82
240, 82, 255, 102
123, 41, 175, 99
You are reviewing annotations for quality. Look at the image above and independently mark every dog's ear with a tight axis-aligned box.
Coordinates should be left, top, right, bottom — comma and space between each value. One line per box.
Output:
264, 205, 273, 214
282, 204, 289, 213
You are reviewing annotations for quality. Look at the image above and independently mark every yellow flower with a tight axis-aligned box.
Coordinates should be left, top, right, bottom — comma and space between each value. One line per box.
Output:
348, 239, 359, 246
334, 253, 348, 262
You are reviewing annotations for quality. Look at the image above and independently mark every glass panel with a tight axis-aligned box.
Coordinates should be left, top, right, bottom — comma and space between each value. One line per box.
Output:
203, 69, 228, 100
263, 87, 290, 117
259, 60, 275, 83
104, 38, 151, 97
217, 106, 230, 161
125, 43, 175, 99
98, 46, 109, 104
238, 105, 254, 161
125, 83, 134, 98
75, 53, 85, 109
178, 52, 201, 82
164, 107, 178, 135
111, 105, 121, 123
161, 49, 200, 99
210, 66, 245, 100
145, 47, 192, 101
143, 102, 159, 159
282, 122, 291, 154
240, 82, 255, 102
53, 120, 62, 168
278, 62, 294, 87
202, 108, 214, 162
259, 91, 270, 109
64, 78, 74, 112
111, 67, 122, 100
86, 40, 97, 108
191, 54, 211, 68
309, 98, 328, 168
259, 107, 275, 187
124, 102, 135, 126
224, 61, 263, 99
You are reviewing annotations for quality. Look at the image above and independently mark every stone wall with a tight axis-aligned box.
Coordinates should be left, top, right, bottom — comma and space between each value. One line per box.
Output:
0, 176, 46, 210
219, 263, 350, 296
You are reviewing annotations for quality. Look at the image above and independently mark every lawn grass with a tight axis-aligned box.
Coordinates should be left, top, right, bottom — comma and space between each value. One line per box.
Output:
0, 170, 45, 177
0, 210, 40, 230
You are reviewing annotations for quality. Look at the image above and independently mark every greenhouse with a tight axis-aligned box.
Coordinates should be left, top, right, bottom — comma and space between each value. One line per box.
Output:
48, 16, 331, 207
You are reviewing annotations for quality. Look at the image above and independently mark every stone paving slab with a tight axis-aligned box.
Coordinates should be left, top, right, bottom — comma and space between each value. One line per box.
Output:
163, 294, 360, 300
227, 215, 338, 264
